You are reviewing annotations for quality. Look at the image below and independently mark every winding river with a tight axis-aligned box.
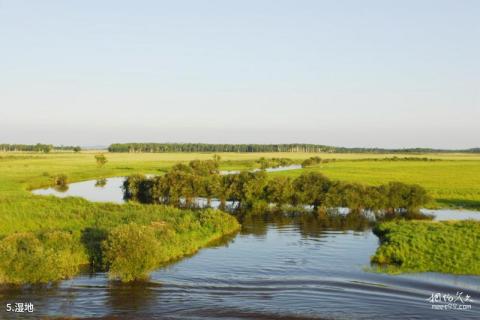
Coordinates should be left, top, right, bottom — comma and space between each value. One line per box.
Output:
6, 176, 479, 319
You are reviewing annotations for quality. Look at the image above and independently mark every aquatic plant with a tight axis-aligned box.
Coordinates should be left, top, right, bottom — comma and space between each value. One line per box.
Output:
371, 220, 480, 275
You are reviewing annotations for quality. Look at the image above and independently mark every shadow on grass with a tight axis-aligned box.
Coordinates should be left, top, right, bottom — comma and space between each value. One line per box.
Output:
80, 227, 108, 272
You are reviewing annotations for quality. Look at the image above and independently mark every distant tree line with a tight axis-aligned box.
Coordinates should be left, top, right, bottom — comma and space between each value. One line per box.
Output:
108, 143, 480, 154
123, 160, 430, 216
109, 143, 336, 153
0, 144, 81, 153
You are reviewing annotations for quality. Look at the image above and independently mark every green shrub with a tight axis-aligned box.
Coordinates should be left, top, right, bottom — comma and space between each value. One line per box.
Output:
264, 176, 294, 207
0, 233, 45, 284
94, 153, 108, 167
53, 174, 68, 186
0, 231, 86, 284
257, 157, 295, 169
102, 223, 160, 282
40, 231, 87, 277
301, 156, 322, 167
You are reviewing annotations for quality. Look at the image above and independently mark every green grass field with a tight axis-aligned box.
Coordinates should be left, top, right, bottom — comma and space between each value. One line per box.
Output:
2, 151, 480, 213
272, 159, 480, 210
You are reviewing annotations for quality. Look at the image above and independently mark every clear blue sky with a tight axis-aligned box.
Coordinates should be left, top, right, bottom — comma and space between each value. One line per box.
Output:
1, 0, 479, 148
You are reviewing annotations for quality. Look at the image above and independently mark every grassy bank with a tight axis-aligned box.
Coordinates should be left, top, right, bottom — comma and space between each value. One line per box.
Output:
371, 220, 480, 275
0, 152, 240, 284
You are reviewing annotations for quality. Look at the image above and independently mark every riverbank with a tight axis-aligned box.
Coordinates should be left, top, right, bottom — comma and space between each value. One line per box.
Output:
0, 153, 240, 284
2, 213, 479, 319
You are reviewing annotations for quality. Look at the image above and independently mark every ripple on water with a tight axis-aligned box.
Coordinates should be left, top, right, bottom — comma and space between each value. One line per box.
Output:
21, 179, 480, 319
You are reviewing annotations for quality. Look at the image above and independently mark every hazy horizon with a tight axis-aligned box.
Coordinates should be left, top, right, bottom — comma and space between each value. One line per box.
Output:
2, 140, 479, 151
1, 1, 479, 149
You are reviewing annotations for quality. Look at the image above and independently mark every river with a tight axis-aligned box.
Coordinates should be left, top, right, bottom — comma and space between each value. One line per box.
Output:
7, 176, 479, 319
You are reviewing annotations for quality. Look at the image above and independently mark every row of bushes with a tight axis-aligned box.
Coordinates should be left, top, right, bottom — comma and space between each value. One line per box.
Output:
301, 156, 323, 167
123, 160, 431, 215
256, 157, 296, 169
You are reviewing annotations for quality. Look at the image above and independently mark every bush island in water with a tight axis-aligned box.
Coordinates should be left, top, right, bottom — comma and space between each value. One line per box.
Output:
123, 160, 431, 216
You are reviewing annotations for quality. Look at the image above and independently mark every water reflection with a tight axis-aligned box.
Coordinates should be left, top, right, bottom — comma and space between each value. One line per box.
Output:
1, 213, 479, 320
25, 177, 480, 319
95, 179, 107, 188
239, 212, 372, 238
52, 184, 69, 193
32, 177, 125, 204
30, 177, 480, 223
0, 283, 63, 319
106, 281, 159, 313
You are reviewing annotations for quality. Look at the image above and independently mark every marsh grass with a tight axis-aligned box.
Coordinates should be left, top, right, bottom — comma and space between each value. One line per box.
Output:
0, 231, 87, 284
0, 151, 478, 282
0, 153, 241, 283
371, 220, 480, 275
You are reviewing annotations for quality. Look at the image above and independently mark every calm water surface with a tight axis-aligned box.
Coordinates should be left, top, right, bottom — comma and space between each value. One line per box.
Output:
31, 176, 480, 222
6, 177, 479, 319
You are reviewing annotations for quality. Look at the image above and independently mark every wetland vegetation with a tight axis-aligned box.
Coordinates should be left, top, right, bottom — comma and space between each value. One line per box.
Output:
123, 159, 431, 215
372, 220, 480, 275
0, 153, 240, 284
1, 150, 479, 285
